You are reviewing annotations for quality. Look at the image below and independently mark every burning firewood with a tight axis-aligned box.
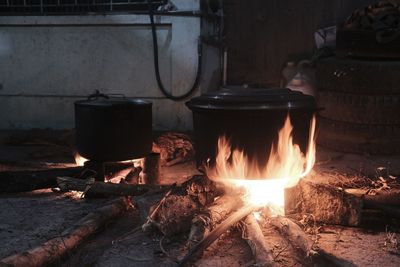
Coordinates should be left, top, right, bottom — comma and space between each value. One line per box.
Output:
187, 194, 243, 248
242, 212, 277, 267
178, 204, 256, 266
0, 197, 131, 267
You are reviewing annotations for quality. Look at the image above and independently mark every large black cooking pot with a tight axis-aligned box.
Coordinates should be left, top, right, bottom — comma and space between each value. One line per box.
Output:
186, 87, 318, 168
75, 93, 152, 162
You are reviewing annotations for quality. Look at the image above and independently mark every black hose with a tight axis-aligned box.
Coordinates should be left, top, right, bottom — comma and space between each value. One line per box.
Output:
147, 0, 202, 101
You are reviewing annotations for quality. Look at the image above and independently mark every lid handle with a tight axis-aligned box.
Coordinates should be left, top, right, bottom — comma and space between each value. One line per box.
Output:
87, 90, 110, 100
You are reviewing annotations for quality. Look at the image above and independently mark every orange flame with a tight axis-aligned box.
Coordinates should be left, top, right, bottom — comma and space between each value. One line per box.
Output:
206, 115, 316, 213
74, 152, 88, 166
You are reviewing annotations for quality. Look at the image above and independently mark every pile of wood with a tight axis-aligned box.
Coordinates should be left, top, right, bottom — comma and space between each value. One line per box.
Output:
344, 0, 400, 32
152, 132, 195, 166
2, 164, 400, 266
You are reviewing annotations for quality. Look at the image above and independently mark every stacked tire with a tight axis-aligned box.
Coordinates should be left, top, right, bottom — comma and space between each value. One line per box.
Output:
316, 57, 400, 154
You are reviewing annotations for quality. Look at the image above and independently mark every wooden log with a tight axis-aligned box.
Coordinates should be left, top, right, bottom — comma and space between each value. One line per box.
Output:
363, 201, 400, 219
345, 188, 400, 207
0, 197, 131, 267
243, 213, 276, 267
142, 185, 175, 232
269, 216, 316, 256
57, 177, 163, 197
146, 175, 220, 236
0, 160, 76, 171
142, 153, 160, 184
178, 204, 256, 267
153, 132, 195, 166
285, 179, 363, 226
187, 194, 242, 248
150, 194, 202, 236
124, 167, 142, 184
269, 216, 355, 267
0, 167, 83, 193
105, 167, 132, 182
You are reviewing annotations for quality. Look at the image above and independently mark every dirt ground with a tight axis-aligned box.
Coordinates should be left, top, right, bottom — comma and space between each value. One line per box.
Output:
1, 130, 400, 266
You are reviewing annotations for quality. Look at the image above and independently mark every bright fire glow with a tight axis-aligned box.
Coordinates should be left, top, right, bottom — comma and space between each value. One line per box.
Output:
74, 152, 88, 166
206, 115, 316, 214
121, 158, 144, 168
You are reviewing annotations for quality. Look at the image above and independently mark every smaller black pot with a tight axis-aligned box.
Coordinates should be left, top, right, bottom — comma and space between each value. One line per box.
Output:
75, 93, 152, 162
186, 87, 319, 168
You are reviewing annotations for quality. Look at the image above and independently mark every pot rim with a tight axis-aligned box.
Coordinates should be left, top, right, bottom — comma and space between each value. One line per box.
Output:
186, 87, 319, 111
75, 98, 152, 108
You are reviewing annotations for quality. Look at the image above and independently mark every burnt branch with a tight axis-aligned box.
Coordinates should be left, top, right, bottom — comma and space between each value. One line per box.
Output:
242, 213, 277, 267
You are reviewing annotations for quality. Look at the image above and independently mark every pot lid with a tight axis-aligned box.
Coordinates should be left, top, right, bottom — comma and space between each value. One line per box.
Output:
186, 86, 317, 110
75, 91, 152, 108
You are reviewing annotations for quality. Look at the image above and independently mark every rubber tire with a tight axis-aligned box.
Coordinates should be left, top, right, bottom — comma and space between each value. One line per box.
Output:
318, 91, 400, 124
336, 29, 400, 59
317, 117, 400, 155
316, 57, 400, 95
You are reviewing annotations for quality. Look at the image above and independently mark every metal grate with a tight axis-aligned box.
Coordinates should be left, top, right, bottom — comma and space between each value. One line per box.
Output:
0, 0, 165, 15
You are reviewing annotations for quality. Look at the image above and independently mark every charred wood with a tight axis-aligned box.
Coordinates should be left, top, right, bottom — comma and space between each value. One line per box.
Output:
141, 185, 175, 232
142, 153, 160, 184
149, 194, 200, 236
187, 194, 242, 248
0, 167, 83, 193
124, 167, 142, 184
0, 197, 131, 267
345, 188, 400, 207
56, 177, 162, 197
135, 175, 220, 236
269, 216, 355, 267
363, 201, 400, 219
178, 204, 256, 267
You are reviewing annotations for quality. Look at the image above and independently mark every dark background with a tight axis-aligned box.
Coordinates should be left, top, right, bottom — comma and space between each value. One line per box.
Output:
223, 0, 375, 87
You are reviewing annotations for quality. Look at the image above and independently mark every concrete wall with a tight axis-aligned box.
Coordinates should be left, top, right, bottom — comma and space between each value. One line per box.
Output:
0, 0, 221, 130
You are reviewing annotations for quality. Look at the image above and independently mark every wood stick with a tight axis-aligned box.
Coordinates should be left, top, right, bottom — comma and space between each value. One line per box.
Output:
0, 167, 83, 193
0, 160, 77, 171
178, 204, 256, 267
243, 213, 276, 267
363, 201, 400, 219
124, 167, 142, 184
269, 215, 315, 256
345, 188, 400, 207
0, 197, 131, 267
136, 176, 220, 237
142, 185, 175, 232
57, 177, 163, 196
105, 167, 132, 182
269, 216, 355, 266
142, 153, 160, 184
187, 194, 242, 248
